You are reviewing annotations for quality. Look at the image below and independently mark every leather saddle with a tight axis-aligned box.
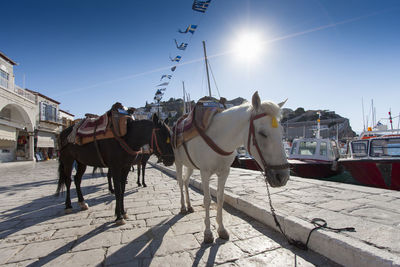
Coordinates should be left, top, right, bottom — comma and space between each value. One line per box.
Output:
73, 103, 132, 145
172, 96, 226, 149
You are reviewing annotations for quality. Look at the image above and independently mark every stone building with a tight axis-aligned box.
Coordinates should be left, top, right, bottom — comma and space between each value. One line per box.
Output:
0, 51, 36, 162
0, 51, 74, 163
59, 109, 75, 130
25, 89, 63, 161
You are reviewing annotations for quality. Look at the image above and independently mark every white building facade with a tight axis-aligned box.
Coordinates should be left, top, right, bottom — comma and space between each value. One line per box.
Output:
0, 52, 36, 162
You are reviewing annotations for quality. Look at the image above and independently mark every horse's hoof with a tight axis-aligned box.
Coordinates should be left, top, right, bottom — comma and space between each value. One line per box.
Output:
109, 190, 115, 195
65, 208, 73, 214
180, 207, 187, 214
143, 183, 147, 187
123, 213, 129, 219
218, 228, 230, 240
116, 219, 126, 225
204, 231, 214, 244
137, 183, 141, 187
187, 207, 194, 213
79, 202, 89, 211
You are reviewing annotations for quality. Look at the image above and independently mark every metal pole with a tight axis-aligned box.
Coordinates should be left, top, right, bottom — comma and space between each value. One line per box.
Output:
182, 81, 186, 114
202, 41, 212, 97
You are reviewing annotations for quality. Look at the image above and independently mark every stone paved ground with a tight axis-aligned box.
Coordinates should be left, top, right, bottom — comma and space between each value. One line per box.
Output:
151, 160, 400, 267
0, 160, 338, 266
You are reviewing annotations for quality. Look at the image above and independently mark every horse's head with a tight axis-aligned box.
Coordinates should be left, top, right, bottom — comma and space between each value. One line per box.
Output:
151, 114, 175, 166
248, 91, 290, 187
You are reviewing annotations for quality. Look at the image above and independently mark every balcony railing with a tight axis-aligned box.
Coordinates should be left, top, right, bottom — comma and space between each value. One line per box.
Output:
0, 77, 36, 102
14, 85, 36, 102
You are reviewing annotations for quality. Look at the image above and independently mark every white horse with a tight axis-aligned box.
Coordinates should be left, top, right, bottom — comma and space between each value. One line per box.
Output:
174, 91, 290, 243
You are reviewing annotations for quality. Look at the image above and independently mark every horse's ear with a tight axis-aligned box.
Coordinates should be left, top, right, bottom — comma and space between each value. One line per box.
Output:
252, 91, 261, 111
278, 98, 288, 108
152, 113, 159, 124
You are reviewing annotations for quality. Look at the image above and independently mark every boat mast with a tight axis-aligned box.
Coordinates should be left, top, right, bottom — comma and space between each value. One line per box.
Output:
202, 41, 212, 97
316, 111, 321, 139
362, 97, 365, 132
182, 81, 186, 115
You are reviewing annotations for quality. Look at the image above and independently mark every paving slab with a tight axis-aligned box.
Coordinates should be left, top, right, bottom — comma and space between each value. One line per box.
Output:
150, 159, 400, 267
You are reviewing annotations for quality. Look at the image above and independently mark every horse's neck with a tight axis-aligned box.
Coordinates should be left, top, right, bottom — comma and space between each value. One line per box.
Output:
125, 122, 152, 150
207, 105, 251, 152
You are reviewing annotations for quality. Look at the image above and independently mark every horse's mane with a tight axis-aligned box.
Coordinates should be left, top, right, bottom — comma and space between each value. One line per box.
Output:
258, 101, 282, 119
223, 100, 282, 119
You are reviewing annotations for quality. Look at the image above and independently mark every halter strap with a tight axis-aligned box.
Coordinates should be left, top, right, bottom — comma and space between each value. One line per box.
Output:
151, 128, 162, 155
247, 113, 290, 171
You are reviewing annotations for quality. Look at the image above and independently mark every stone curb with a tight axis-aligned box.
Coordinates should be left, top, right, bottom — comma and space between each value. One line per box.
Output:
149, 162, 400, 267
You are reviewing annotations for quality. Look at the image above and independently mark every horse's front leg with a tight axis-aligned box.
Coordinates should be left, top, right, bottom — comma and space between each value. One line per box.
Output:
141, 161, 147, 187
75, 162, 88, 211
120, 166, 131, 220
200, 170, 213, 243
111, 167, 125, 225
107, 169, 114, 194
184, 167, 194, 213
175, 162, 186, 214
136, 163, 141, 186
216, 168, 230, 240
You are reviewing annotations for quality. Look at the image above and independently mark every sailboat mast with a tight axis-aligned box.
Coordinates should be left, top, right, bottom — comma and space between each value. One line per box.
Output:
182, 81, 186, 114
202, 41, 212, 97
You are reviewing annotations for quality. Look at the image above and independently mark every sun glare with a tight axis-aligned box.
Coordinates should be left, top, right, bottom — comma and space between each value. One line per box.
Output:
232, 32, 264, 61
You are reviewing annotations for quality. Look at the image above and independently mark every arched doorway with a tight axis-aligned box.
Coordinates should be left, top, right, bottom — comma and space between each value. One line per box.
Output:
0, 104, 35, 162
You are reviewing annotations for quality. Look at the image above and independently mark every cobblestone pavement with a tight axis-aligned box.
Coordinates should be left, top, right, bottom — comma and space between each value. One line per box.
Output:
151, 160, 400, 267
0, 160, 338, 266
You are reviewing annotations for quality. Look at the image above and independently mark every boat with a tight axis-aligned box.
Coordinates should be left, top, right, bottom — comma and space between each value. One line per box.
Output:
339, 133, 400, 191
287, 112, 343, 179
288, 137, 342, 178
231, 147, 260, 171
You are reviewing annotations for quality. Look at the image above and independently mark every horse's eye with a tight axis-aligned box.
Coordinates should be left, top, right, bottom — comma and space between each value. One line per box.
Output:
258, 131, 267, 138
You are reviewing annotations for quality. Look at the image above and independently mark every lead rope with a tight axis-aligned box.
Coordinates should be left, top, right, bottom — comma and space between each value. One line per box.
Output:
262, 174, 355, 250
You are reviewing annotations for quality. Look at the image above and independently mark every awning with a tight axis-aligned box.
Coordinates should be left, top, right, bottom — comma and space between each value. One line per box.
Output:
0, 124, 16, 141
37, 132, 56, 148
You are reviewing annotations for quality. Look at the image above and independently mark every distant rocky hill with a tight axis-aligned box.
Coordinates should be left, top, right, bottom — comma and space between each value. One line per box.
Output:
281, 108, 356, 139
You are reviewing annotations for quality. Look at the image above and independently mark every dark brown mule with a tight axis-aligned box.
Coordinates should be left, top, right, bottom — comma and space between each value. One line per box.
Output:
56, 114, 174, 225
106, 152, 151, 194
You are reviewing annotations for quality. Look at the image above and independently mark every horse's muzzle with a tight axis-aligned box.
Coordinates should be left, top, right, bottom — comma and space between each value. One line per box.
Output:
266, 169, 290, 187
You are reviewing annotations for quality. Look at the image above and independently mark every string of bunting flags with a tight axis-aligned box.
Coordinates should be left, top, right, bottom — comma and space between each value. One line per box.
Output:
153, 0, 212, 103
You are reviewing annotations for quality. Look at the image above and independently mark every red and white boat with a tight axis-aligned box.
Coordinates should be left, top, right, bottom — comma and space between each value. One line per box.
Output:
339, 133, 400, 191
288, 137, 342, 179
287, 112, 343, 179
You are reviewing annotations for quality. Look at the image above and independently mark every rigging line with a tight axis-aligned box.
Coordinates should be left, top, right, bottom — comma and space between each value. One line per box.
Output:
207, 59, 220, 98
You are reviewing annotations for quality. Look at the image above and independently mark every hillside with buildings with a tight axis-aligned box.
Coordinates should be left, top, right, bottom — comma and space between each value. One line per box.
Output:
137, 97, 356, 141
281, 108, 356, 140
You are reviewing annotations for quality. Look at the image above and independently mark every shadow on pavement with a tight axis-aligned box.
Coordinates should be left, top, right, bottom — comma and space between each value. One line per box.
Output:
104, 215, 183, 266
26, 222, 114, 267
0, 172, 136, 240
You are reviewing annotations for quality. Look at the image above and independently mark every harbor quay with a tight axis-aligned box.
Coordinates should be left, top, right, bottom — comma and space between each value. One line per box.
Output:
149, 160, 400, 267
0, 160, 337, 267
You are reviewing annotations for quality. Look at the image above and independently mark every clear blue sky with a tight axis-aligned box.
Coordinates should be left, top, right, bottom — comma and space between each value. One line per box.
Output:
2, 0, 400, 133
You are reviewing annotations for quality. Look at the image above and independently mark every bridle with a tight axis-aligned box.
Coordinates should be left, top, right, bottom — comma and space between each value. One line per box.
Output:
187, 111, 290, 173
150, 126, 174, 159
247, 113, 290, 173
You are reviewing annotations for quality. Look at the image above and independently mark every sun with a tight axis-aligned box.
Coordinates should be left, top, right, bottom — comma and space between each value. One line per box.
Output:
232, 32, 265, 61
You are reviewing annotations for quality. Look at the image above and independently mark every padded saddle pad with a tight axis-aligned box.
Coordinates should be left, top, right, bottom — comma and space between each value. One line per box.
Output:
77, 114, 109, 137
172, 97, 225, 149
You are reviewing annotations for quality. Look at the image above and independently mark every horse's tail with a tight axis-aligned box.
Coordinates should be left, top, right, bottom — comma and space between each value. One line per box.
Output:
55, 160, 66, 196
